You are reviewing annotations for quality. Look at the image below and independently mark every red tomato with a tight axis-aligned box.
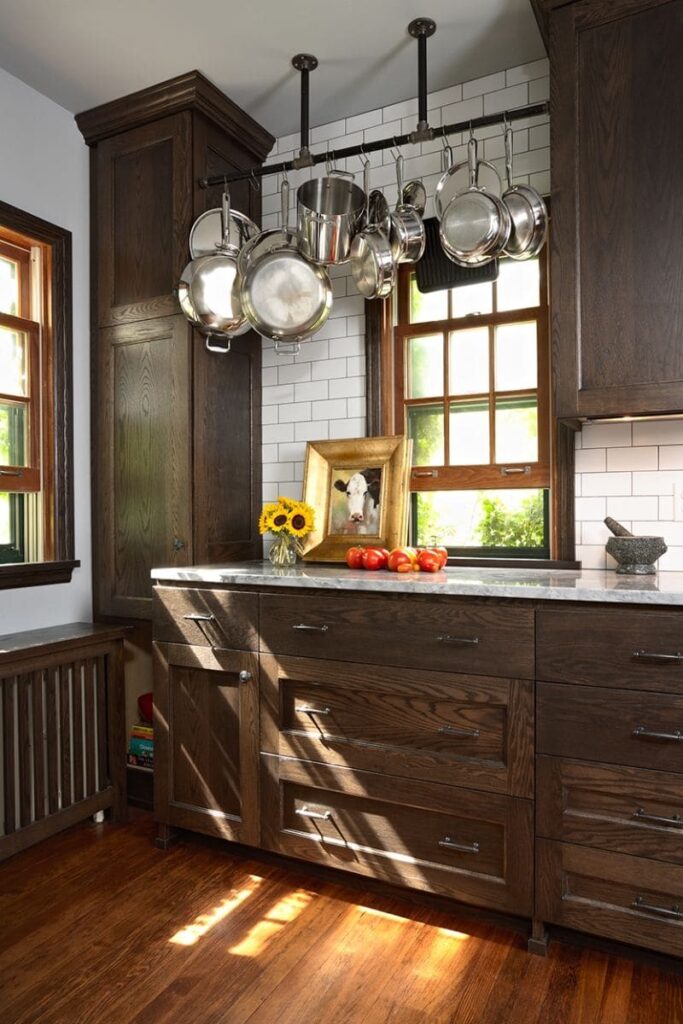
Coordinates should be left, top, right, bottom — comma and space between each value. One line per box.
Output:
361, 547, 389, 571
345, 546, 364, 569
417, 550, 442, 573
420, 546, 448, 569
387, 547, 419, 572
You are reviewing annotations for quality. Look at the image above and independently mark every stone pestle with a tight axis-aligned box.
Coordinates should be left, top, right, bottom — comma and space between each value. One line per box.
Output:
604, 517, 634, 538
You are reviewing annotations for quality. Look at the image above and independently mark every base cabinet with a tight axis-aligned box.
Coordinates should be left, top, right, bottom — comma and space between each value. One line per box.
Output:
153, 641, 260, 845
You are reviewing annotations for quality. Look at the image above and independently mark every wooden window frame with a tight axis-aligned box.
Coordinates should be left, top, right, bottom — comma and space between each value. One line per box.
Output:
0, 200, 78, 589
365, 239, 578, 564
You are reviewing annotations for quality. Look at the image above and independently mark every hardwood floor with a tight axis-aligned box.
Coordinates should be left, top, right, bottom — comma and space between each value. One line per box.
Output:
1, 813, 682, 1024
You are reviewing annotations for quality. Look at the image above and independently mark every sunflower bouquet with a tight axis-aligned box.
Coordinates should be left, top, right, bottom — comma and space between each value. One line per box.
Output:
259, 496, 315, 567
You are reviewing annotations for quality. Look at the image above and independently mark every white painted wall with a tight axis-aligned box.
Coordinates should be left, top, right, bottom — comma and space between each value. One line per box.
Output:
0, 67, 91, 632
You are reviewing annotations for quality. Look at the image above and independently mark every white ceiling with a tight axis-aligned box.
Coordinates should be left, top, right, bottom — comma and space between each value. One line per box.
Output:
0, 1, 545, 138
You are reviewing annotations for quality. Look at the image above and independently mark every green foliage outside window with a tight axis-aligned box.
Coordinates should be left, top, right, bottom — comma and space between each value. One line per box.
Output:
476, 491, 545, 548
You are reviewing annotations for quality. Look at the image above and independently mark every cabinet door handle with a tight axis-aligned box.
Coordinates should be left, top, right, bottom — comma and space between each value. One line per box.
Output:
632, 895, 682, 920
500, 466, 530, 476
295, 806, 332, 822
633, 650, 683, 664
238, 671, 252, 683
292, 624, 329, 633
438, 725, 480, 739
436, 635, 479, 646
438, 836, 480, 854
632, 807, 683, 829
632, 726, 683, 743
183, 613, 215, 622
0, 468, 23, 477
299, 705, 332, 716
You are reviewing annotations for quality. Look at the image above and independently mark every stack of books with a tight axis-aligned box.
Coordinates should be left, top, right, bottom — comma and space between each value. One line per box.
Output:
127, 723, 154, 769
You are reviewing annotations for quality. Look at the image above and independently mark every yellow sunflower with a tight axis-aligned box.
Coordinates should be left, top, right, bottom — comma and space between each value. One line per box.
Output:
258, 502, 288, 535
287, 503, 315, 537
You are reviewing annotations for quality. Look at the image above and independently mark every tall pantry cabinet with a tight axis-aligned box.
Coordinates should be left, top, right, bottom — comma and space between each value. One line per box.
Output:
76, 72, 274, 620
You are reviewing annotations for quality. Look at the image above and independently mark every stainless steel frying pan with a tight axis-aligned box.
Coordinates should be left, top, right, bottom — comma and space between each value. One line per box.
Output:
439, 135, 511, 266
350, 160, 395, 299
502, 124, 548, 260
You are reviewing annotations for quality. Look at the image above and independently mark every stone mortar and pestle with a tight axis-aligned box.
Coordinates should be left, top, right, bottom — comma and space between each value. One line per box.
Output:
604, 517, 667, 575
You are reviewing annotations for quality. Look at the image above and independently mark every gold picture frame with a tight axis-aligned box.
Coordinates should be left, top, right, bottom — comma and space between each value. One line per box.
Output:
301, 435, 413, 563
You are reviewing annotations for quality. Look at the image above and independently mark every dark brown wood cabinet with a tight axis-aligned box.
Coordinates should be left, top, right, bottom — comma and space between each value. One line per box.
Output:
77, 73, 274, 619
546, 0, 683, 418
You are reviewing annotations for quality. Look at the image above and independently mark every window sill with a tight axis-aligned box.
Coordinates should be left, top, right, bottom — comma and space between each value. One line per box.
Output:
0, 559, 80, 590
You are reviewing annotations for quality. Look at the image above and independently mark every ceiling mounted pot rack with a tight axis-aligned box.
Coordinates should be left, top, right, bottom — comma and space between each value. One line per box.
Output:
199, 18, 548, 190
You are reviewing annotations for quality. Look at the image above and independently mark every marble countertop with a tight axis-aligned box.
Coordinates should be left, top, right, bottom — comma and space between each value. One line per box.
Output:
151, 561, 683, 606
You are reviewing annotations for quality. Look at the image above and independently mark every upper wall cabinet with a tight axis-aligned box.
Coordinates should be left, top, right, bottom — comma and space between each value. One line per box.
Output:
545, 0, 683, 419
77, 73, 274, 619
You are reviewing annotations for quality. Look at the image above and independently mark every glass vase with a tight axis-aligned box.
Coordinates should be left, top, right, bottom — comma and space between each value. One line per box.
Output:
268, 532, 299, 568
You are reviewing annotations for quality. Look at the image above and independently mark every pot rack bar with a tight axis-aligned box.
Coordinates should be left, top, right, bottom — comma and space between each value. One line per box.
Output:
198, 100, 549, 188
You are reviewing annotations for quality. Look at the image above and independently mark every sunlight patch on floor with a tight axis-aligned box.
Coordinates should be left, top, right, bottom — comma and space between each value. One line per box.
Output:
169, 875, 263, 946
228, 888, 313, 956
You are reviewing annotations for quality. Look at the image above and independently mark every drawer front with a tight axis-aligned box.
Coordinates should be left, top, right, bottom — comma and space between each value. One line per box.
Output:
261, 655, 534, 798
537, 839, 683, 958
537, 756, 683, 863
537, 681, 683, 773
153, 586, 258, 650
537, 607, 683, 692
259, 593, 534, 678
261, 754, 533, 915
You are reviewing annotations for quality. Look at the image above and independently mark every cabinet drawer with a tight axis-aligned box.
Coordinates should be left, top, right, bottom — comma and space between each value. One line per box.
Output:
259, 593, 534, 679
261, 656, 533, 798
262, 754, 533, 915
537, 607, 683, 692
537, 840, 683, 958
537, 682, 683, 774
153, 586, 258, 650
537, 756, 683, 864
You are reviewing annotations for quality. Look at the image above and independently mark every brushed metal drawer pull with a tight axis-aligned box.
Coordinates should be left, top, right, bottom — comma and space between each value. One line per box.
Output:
632, 726, 683, 743
438, 836, 480, 854
632, 896, 682, 920
293, 624, 330, 633
438, 725, 480, 739
436, 635, 479, 646
183, 613, 215, 622
0, 468, 23, 477
299, 705, 332, 716
633, 650, 683, 664
500, 466, 530, 476
296, 807, 332, 822
633, 807, 683, 829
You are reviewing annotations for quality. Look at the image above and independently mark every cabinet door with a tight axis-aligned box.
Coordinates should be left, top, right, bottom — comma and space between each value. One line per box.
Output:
95, 315, 191, 619
551, 0, 683, 418
154, 642, 259, 845
95, 113, 191, 327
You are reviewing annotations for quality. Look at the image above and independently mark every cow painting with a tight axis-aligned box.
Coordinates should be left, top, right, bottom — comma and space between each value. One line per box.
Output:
330, 467, 382, 536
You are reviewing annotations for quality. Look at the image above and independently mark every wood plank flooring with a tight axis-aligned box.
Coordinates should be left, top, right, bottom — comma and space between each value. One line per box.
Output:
1, 812, 682, 1024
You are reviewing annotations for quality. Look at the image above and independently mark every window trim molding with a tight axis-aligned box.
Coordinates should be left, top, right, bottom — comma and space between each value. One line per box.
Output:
0, 199, 79, 589
365, 249, 578, 563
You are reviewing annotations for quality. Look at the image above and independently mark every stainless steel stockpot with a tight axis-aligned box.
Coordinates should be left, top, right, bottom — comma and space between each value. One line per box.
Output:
297, 170, 365, 265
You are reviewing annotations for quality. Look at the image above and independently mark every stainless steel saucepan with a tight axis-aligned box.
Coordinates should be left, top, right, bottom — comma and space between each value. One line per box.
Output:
177, 190, 253, 338
439, 134, 511, 266
297, 165, 365, 265
389, 154, 426, 264
239, 178, 333, 343
502, 124, 548, 260
350, 159, 395, 299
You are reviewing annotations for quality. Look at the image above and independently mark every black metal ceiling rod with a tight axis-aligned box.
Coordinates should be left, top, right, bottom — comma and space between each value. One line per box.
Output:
408, 17, 437, 143
291, 53, 318, 168
198, 100, 548, 188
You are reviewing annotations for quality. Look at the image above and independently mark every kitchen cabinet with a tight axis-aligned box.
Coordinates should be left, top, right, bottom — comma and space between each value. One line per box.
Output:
77, 73, 274, 619
545, 0, 683, 418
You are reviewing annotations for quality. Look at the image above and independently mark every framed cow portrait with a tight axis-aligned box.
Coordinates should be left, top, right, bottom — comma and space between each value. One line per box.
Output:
300, 435, 412, 562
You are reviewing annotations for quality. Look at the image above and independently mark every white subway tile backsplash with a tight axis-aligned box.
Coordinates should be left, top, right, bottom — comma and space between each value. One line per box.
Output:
295, 380, 329, 403
262, 405, 278, 425
278, 402, 312, 423
606, 446, 658, 471
345, 108, 383, 134
294, 420, 330, 442
606, 496, 659, 520
581, 422, 632, 448
262, 443, 279, 463
329, 417, 367, 439
428, 83, 463, 108
277, 441, 307, 464
661, 495, 675, 519
581, 521, 612, 545
632, 470, 683, 496
576, 545, 607, 569
278, 362, 312, 385
263, 461, 293, 482
311, 118, 347, 144
331, 295, 365, 319
329, 335, 364, 359
263, 422, 293, 444
575, 497, 607, 521
657, 547, 683, 571
263, 383, 294, 406
575, 448, 606, 473
484, 83, 529, 116
347, 355, 366, 376
329, 376, 366, 399
581, 472, 631, 497
633, 420, 683, 446
262, 366, 278, 387
659, 446, 683, 470
313, 398, 347, 420
441, 96, 484, 129
529, 77, 550, 103
463, 71, 507, 99
295, 338, 329, 363
311, 358, 348, 381
633, 521, 683, 545
347, 396, 366, 419
506, 59, 549, 86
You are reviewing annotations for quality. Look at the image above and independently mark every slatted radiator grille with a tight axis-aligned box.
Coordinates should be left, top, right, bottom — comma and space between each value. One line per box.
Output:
1, 657, 111, 836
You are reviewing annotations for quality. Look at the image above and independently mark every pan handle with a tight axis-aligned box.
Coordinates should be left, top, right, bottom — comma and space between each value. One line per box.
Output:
362, 158, 371, 225
467, 135, 478, 189
395, 153, 404, 205
280, 177, 290, 233
220, 190, 232, 250
205, 335, 231, 354
504, 123, 514, 190
275, 340, 301, 356
441, 138, 453, 175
